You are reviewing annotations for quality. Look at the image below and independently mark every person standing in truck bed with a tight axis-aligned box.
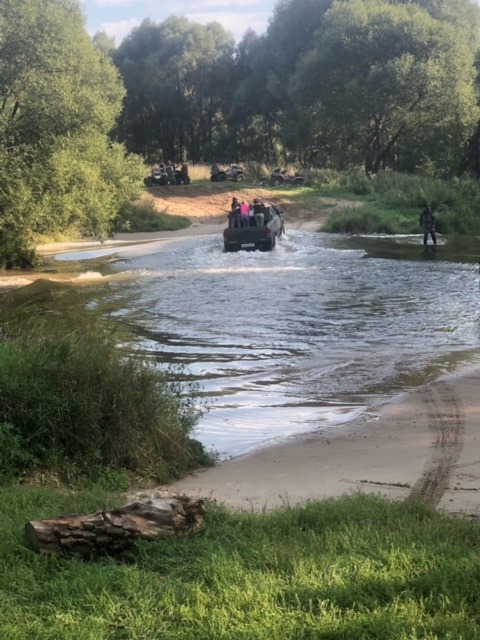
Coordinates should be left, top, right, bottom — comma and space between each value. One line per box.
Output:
253, 198, 265, 226
229, 197, 240, 228
240, 201, 250, 227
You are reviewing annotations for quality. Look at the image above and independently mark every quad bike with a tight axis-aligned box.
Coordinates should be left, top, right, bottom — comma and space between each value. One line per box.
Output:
270, 168, 305, 187
174, 163, 191, 185
210, 163, 244, 182
144, 166, 168, 187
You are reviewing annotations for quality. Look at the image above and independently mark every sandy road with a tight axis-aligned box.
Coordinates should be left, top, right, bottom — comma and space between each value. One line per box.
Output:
126, 367, 480, 517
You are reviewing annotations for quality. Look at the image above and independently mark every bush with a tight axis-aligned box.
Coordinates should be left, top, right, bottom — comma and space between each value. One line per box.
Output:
0, 232, 40, 269
0, 423, 37, 481
114, 197, 190, 233
323, 206, 399, 234
0, 327, 213, 484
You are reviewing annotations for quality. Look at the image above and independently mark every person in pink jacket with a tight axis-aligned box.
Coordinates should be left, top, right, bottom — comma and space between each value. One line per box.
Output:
240, 201, 250, 227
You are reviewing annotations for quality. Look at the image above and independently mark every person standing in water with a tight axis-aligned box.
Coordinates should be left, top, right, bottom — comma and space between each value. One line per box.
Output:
419, 205, 437, 245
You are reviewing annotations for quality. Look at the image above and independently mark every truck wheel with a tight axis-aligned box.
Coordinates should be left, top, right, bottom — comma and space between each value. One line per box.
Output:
272, 177, 283, 187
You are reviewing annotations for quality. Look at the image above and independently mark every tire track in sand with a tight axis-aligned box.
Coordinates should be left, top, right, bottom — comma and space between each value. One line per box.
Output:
408, 381, 465, 505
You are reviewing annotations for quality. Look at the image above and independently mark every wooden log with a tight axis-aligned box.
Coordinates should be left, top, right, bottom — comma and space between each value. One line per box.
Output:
25, 496, 206, 558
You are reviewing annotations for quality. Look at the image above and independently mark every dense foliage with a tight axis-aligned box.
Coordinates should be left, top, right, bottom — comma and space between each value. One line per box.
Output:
0, 0, 145, 267
112, 0, 480, 178
0, 327, 212, 484
3, 0, 480, 266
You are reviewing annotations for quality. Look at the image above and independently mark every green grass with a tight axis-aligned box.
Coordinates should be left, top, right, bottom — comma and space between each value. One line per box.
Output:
114, 197, 190, 233
313, 171, 480, 236
0, 324, 213, 485
1, 489, 480, 638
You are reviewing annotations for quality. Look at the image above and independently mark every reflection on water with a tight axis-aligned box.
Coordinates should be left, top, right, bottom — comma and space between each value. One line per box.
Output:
3, 230, 480, 458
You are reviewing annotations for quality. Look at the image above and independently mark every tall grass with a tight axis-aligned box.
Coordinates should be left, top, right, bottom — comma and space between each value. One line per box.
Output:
316, 170, 480, 235
0, 325, 213, 484
1, 490, 480, 638
114, 197, 190, 233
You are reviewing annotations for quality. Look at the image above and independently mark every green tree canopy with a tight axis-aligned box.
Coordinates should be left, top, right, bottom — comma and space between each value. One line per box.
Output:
115, 17, 235, 162
0, 0, 144, 267
289, 0, 479, 174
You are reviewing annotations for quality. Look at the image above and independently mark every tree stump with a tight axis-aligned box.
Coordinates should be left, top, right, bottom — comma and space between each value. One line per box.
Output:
25, 496, 206, 558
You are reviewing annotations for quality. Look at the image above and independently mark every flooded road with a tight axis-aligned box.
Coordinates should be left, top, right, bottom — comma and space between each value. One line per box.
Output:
4, 229, 480, 459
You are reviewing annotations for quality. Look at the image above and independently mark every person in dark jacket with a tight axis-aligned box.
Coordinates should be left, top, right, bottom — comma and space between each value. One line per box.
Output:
419, 205, 437, 245
229, 197, 240, 228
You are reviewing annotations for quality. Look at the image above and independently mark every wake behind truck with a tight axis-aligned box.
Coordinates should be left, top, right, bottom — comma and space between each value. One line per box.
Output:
223, 204, 285, 252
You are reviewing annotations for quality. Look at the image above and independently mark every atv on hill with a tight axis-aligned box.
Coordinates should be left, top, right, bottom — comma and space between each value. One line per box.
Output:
210, 163, 244, 182
270, 168, 305, 187
144, 166, 168, 187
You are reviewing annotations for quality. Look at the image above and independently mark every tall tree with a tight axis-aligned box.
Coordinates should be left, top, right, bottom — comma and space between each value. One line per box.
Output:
115, 17, 235, 163
0, 0, 143, 266
289, 0, 479, 174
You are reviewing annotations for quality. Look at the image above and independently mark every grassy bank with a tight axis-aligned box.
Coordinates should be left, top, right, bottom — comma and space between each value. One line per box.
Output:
307, 170, 480, 236
114, 197, 191, 233
0, 324, 213, 486
1, 488, 480, 638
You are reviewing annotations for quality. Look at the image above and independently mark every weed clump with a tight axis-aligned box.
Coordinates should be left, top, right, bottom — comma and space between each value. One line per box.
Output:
0, 327, 213, 484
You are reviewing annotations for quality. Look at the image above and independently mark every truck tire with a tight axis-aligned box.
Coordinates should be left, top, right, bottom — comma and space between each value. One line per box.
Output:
272, 177, 283, 187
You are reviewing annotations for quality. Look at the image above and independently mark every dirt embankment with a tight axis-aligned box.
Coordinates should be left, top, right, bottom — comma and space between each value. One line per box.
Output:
142, 185, 360, 231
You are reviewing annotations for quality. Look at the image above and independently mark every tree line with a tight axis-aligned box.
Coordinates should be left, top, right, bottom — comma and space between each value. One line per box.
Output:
2, 0, 480, 267
111, 0, 480, 177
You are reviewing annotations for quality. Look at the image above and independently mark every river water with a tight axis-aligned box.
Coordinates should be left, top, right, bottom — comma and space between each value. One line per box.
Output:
3, 229, 480, 459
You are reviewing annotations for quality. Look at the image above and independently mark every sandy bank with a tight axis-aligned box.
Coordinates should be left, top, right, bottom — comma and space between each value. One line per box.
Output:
128, 365, 480, 518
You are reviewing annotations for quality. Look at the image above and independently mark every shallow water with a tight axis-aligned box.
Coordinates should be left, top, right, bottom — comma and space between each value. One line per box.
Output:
4, 230, 480, 459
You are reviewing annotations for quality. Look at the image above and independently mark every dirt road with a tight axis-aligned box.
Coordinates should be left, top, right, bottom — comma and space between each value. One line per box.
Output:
141, 185, 352, 231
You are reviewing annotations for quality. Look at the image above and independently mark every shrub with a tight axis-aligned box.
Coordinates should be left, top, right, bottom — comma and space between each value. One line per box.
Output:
0, 327, 213, 483
114, 197, 190, 233
0, 423, 37, 481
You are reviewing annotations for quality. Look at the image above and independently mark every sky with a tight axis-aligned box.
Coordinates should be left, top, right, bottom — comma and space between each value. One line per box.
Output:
82, 0, 276, 45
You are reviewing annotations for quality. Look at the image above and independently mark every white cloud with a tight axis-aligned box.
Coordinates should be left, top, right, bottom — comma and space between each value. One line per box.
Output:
93, 0, 137, 6
186, 10, 270, 40
184, 0, 261, 8
91, 18, 140, 41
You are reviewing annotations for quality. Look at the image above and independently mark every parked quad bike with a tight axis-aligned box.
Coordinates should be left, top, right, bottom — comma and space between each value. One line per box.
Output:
270, 168, 305, 187
144, 166, 168, 187
174, 164, 191, 185
210, 163, 244, 182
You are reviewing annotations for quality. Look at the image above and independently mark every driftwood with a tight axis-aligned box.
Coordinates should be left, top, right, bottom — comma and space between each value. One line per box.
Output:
25, 496, 206, 558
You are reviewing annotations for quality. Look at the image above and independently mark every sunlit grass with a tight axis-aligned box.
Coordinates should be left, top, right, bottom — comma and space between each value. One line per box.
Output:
1, 490, 480, 638
114, 196, 190, 233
